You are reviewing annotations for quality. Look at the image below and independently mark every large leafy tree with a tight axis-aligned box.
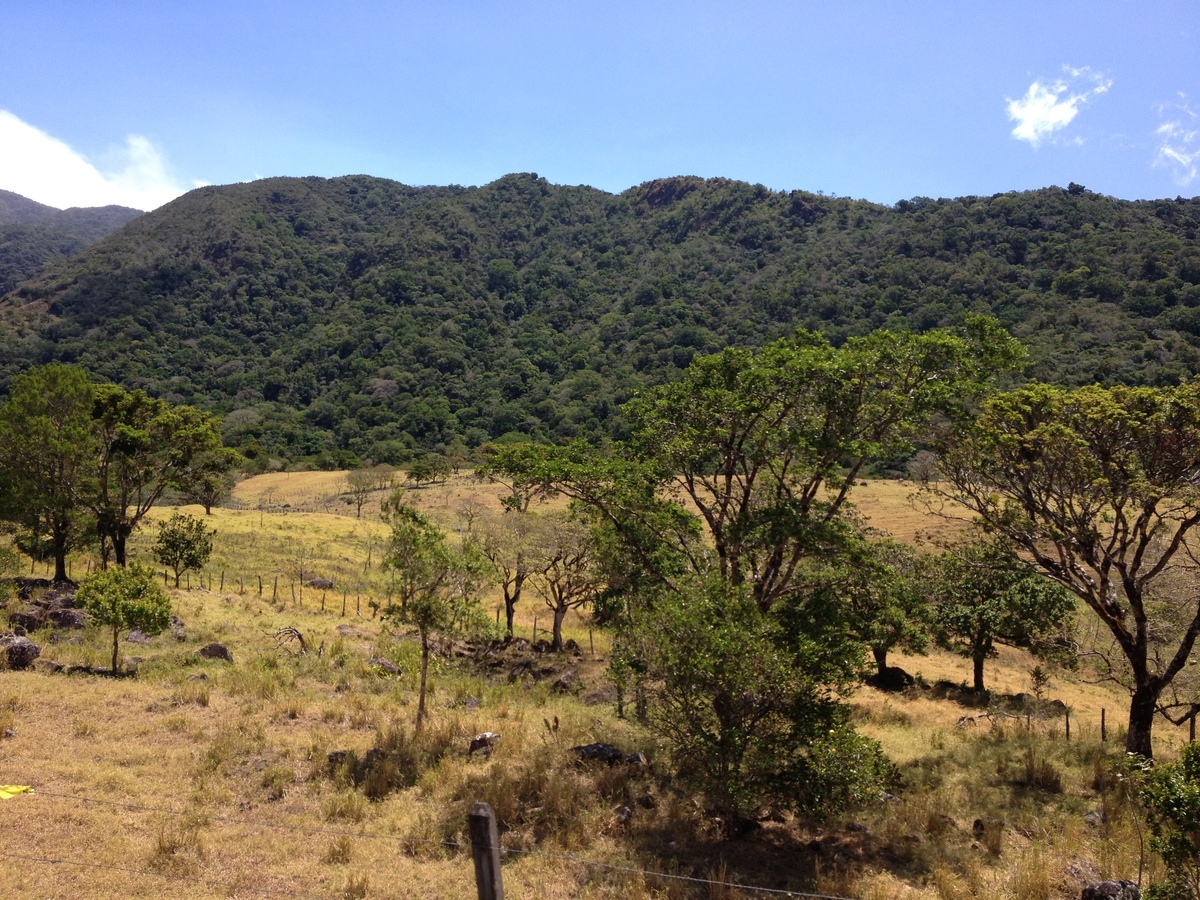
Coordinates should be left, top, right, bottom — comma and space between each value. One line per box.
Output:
490, 320, 1021, 815
0, 364, 97, 581
937, 381, 1200, 757
90, 385, 227, 567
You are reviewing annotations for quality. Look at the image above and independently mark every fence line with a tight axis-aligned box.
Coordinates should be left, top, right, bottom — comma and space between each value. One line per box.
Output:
24, 788, 856, 900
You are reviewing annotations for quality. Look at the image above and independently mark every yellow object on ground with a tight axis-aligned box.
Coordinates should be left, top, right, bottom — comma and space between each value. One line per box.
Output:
0, 785, 32, 799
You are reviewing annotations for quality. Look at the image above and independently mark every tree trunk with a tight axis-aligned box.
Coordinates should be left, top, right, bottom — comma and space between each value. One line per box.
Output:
973, 651, 987, 694
552, 604, 567, 651
416, 633, 429, 733
873, 645, 888, 677
52, 525, 69, 582
112, 532, 128, 567
1126, 682, 1161, 758
111, 626, 120, 674
504, 591, 518, 638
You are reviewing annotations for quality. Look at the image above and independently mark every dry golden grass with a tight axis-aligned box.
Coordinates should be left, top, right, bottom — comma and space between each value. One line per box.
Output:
0, 477, 1178, 898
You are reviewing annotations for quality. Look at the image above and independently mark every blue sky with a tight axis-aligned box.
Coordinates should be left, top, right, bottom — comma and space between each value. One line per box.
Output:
1, 1, 1197, 210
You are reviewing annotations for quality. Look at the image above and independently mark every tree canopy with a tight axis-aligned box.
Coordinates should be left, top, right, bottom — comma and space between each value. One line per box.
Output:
937, 380, 1200, 756
3, 175, 1198, 464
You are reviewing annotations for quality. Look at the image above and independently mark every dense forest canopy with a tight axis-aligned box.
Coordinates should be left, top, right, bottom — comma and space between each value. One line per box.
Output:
0, 189, 142, 296
0, 174, 1197, 467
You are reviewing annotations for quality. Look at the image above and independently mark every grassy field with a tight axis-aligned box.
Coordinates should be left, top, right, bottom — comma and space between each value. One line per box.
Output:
0, 474, 1184, 899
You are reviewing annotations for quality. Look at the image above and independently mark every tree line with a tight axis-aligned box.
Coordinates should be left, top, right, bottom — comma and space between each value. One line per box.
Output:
3, 174, 1199, 468
0, 363, 234, 579
467, 315, 1200, 820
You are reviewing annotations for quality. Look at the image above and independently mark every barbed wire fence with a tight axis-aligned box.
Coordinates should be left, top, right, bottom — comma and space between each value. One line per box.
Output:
2, 788, 857, 900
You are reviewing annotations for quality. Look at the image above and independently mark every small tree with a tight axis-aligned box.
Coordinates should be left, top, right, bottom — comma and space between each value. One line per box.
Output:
533, 513, 597, 651
344, 469, 375, 518
76, 563, 172, 674
930, 537, 1076, 694
381, 492, 486, 730
152, 513, 215, 587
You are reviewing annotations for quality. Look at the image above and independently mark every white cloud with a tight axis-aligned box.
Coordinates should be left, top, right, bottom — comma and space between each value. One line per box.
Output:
1153, 95, 1199, 186
0, 110, 197, 211
1006, 65, 1112, 147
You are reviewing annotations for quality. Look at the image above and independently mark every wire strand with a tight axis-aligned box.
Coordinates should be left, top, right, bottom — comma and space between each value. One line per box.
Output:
27, 787, 857, 900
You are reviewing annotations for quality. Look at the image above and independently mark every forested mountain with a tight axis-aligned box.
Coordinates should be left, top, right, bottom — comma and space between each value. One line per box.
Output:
0, 190, 143, 295
1, 174, 1197, 467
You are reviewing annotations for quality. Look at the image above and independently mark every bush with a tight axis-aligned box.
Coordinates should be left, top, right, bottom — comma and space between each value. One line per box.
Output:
1143, 743, 1200, 899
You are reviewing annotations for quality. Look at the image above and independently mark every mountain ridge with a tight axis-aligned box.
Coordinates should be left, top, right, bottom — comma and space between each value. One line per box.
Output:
1, 173, 1197, 467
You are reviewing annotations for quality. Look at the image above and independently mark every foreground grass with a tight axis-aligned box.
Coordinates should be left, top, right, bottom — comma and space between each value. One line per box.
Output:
1, 476, 1186, 898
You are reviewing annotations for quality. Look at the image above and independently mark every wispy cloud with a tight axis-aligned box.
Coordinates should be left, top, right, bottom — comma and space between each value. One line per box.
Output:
1153, 94, 1199, 186
1006, 65, 1112, 148
0, 110, 200, 211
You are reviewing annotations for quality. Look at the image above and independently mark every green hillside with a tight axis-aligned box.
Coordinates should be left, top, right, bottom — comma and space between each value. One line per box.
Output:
0, 189, 143, 295
1, 174, 1198, 466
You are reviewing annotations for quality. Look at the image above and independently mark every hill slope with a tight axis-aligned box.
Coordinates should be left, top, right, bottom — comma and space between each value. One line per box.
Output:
0, 189, 143, 295
1, 174, 1198, 464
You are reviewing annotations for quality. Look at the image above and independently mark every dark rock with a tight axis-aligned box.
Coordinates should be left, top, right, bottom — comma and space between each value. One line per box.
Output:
9, 606, 46, 631
625, 751, 649, 770
12, 625, 25, 637
867, 666, 915, 692
563, 638, 581, 652
16, 578, 56, 601
188, 673, 208, 681
580, 686, 617, 705
1084, 809, 1106, 828
1, 634, 41, 670
170, 615, 185, 629
367, 657, 401, 676
456, 696, 481, 710
571, 742, 625, 764
469, 732, 501, 758
2, 727, 14, 738
126, 629, 150, 645
1082, 881, 1140, 900
552, 669, 578, 693
616, 805, 632, 824
635, 792, 657, 809
532, 639, 551, 653
48, 608, 87, 630
306, 577, 335, 590
198, 642, 233, 662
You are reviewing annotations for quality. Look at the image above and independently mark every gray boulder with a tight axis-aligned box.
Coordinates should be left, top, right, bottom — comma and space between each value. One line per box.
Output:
1082, 881, 1140, 900
1, 634, 42, 670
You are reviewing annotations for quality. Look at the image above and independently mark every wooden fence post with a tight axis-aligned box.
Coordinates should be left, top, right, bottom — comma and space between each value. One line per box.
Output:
258, 575, 263, 597
468, 801, 504, 900
1101, 708, 1107, 742
272, 576, 278, 602
342, 589, 347, 617
1065, 708, 1070, 741
220, 570, 225, 591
